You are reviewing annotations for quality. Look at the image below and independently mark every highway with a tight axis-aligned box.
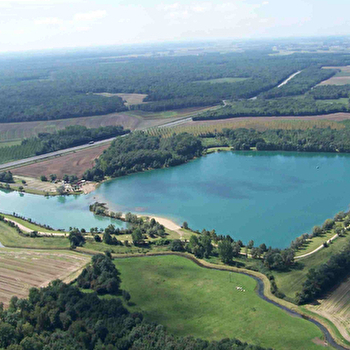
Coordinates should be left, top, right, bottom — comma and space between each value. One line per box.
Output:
0, 115, 196, 171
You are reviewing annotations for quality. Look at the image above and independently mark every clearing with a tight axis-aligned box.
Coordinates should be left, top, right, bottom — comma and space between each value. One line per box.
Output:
0, 248, 89, 306
320, 66, 350, 85
307, 276, 350, 342
115, 255, 323, 350
93, 93, 148, 106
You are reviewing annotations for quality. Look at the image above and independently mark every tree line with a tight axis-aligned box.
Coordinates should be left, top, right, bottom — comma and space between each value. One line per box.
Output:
193, 97, 349, 121
218, 126, 350, 153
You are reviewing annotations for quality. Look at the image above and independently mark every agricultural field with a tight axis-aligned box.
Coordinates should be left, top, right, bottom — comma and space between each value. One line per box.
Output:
308, 276, 350, 342
320, 66, 350, 85
147, 115, 349, 138
0, 248, 89, 306
115, 255, 324, 350
0, 140, 21, 148
11, 143, 110, 179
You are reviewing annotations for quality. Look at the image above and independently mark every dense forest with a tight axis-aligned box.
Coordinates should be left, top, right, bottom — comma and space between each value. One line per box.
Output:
3, 49, 350, 122
296, 241, 350, 304
0, 254, 269, 350
0, 125, 129, 164
83, 132, 203, 181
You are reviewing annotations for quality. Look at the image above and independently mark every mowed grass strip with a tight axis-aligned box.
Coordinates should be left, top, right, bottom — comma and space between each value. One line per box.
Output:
115, 255, 323, 350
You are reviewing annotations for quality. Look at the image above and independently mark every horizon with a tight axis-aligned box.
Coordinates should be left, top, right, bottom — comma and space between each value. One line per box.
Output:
1, 0, 350, 53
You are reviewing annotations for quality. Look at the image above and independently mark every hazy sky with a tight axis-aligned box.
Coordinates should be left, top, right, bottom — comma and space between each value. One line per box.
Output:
0, 0, 349, 52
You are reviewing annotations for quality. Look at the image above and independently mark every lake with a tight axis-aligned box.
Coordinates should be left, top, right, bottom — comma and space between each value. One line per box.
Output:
1, 151, 350, 247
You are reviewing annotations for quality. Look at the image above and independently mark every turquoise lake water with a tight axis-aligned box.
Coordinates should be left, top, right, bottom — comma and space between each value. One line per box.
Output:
1, 151, 350, 247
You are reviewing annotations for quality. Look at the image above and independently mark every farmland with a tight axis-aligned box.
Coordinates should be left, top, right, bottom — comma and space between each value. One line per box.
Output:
115, 255, 324, 350
0, 248, 89, 306
11, 143, 110, 179
308, 276, 350, 342
320, 66, 350, 85
147, 114, 349, 138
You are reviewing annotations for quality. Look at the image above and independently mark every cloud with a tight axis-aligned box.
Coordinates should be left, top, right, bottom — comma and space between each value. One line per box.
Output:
35, 17, 63, 26
74, 10, 107, 22
35, 10, 107, 33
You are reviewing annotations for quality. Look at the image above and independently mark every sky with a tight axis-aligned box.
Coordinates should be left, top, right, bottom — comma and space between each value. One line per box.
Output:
0, 0, 349, 52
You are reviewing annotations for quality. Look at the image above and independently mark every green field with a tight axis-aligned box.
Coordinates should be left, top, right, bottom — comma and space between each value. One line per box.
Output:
275, 232, 350, 301
0, 221, 70, 249
115, 255, 324, 350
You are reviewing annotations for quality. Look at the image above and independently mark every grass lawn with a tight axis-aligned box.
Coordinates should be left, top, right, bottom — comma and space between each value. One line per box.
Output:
0, 221, 70, 249
275, 232, 350, 301
115, 255, 324, 350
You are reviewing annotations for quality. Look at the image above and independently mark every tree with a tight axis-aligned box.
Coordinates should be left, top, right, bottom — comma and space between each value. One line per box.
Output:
247, 240, 254, 249
170, 239, 184, 252
40, 175, 48, 182
50, 174, 57, 181
218, 239, 234, 264
312, 226, 323, 237
57, 185, 65, 195
183, 221, 189, 229
132, 228, 143, 245
68, 228, 85, 248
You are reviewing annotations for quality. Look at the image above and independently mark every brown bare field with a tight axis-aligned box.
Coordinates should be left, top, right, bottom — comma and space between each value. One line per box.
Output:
320, 66, 350, 85
148, 114, 349, 137
12, 144, 109, 179
0, 249, 89, 306
307, 276, 350, 342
